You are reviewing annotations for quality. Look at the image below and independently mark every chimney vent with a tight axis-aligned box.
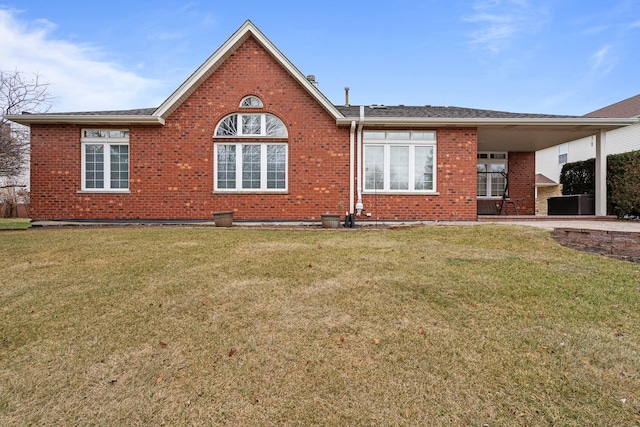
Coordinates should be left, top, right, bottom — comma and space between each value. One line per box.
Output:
344, 87, 350, 106
306, 75, 318, 87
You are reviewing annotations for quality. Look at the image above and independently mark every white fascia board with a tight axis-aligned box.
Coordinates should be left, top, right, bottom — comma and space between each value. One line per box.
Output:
3, 114, 165, 126
153, 20, 343, 120
336, 117, 638, 127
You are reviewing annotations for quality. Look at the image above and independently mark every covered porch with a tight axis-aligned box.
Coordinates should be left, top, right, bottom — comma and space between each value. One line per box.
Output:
475, 118, 637, 217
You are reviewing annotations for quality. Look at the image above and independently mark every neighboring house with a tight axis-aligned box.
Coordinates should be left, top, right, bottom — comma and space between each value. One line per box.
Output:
0, 120, 30, 190
5, 21, 636, 222
536, 94, 640, 214
0, 122, 29, 218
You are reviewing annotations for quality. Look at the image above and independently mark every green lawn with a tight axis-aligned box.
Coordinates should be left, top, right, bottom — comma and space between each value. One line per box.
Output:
1, 225, 638, 426
0, 218, 30, 230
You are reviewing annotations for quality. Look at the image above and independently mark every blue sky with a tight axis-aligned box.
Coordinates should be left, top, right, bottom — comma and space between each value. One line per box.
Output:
2, 0, 639, 115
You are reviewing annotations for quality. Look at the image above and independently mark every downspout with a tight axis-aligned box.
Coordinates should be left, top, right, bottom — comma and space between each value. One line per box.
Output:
349, 120, 356, 220
356, 105, 365, 215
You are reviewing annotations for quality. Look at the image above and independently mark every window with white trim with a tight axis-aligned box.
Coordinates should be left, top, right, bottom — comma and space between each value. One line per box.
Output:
363, 131, 436, 192
214, 106, 288, 192
477, 152, 507, 198
214, 143, 287, 191
239, 95, 263, 108
558, 143, 568, 165
81, 129, 129, 191
215, 113, 287, 137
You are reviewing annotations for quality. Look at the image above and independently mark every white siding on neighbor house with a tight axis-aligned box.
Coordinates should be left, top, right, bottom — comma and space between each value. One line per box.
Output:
535, 146, 561, 184
535, 122, 640, 183
606, 122, 640, 155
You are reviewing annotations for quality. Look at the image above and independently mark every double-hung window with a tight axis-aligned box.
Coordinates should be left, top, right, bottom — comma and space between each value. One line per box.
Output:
363, 131, 436, 193
214, 105, 288, 192
81, 129, 129, 192
558, 143, 568, 165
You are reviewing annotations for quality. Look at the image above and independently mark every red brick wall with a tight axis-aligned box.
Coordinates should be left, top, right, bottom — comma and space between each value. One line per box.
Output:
507, 151, 535, 215
30, 37, 349, 221
358, 128, 478, 221
29, 36, 482, 222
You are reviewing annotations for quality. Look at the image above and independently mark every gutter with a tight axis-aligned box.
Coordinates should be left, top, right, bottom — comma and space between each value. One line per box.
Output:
335, 117, 638, 127
3, 114, 165, 126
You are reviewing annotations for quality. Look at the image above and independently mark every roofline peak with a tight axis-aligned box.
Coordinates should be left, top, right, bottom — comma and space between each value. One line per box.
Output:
152, 20, 343, 120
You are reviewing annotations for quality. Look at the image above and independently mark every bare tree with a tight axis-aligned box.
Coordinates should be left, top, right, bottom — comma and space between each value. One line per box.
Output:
1, 70, 54, 181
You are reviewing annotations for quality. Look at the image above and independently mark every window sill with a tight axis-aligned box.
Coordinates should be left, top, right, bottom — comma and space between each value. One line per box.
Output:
77, 190, 131, 194
363, 191, 440, 196
213, 190, 288, 194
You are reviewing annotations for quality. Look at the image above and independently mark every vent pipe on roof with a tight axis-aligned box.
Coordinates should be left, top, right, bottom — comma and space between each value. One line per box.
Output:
344, 87, 350, 106
306, 75, 318, 87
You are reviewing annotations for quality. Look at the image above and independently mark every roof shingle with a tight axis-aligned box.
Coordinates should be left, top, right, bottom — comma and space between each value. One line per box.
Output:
583, 94, 640, 118
40, 108, 157, 116
336, 105, 578, 119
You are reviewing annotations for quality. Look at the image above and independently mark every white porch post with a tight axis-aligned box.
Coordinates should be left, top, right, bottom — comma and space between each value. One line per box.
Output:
595, 130, 607, 216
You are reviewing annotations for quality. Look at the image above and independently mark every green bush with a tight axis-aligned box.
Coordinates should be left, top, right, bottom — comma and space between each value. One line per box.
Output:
560, 159, 594, 195
560, 150, 640, 217
608, 151, 640, 217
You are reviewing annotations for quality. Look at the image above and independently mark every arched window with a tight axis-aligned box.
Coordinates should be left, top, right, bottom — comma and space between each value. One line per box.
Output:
214, 112, 288, 192
215, 113, 287, 137
239, 95, 263, 108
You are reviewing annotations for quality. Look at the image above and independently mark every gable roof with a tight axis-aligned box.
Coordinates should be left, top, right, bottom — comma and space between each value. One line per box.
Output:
3, 20, 342, 126
153, 20, 342, 120
583, 94, 640, 118
535, 173, 558, 186
3, 20, 637, 151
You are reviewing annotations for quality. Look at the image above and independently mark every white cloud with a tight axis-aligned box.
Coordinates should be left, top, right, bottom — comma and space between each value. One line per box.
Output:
0, 9, 164, 112
590, 45, 615, 75
464, 0, 548, 53
147, 31, 185, 41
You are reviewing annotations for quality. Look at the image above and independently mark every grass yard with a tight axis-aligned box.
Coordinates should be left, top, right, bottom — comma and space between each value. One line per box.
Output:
0, 218, 30, 230
1, 224, 639, 426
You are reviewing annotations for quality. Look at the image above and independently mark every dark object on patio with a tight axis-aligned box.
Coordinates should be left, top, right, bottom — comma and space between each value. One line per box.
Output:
547, 194, 595, 215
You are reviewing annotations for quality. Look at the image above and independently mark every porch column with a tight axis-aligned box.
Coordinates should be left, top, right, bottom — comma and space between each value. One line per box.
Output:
595, 130, 607, 216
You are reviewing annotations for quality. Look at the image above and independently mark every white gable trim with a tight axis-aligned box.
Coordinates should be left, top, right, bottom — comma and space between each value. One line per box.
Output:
153, 20, 343, 120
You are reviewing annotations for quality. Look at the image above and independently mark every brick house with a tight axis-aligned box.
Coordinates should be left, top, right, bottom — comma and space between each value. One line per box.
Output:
5, 21, 636, 223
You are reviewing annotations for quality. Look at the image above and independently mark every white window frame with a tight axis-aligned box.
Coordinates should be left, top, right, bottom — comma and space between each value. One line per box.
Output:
215, 113, 288, 137
80, 129, 130, 193
477, 152, 507, 199
558, 143, 568, 165
363, 131, 437, 194
239, 95, 263, 108
214, 142, 288, 193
